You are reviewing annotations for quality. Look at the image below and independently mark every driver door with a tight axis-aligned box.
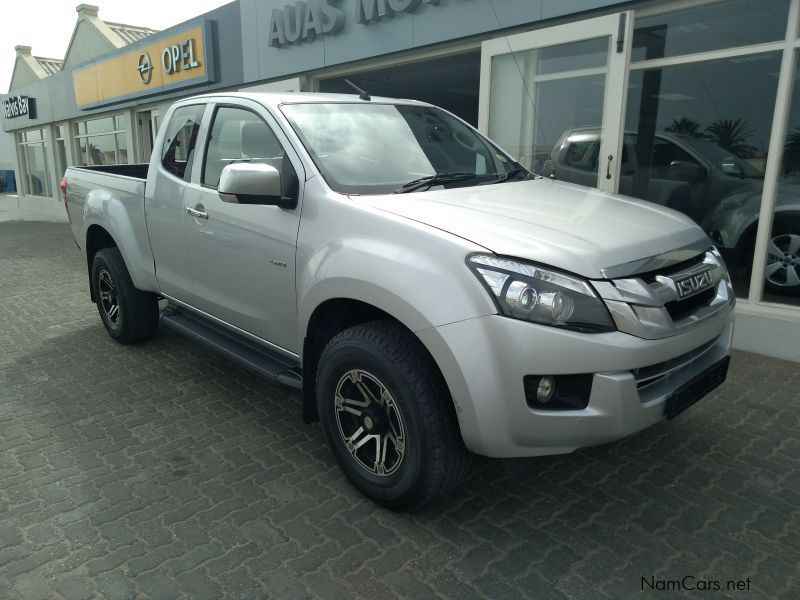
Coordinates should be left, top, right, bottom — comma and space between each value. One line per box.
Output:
183, 100, 304, 353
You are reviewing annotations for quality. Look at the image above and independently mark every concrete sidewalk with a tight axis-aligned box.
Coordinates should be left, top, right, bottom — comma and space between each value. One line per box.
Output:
1, 221, 798, 599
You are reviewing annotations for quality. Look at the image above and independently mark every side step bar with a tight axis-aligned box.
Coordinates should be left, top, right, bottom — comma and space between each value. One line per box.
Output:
160, 308, 303, 391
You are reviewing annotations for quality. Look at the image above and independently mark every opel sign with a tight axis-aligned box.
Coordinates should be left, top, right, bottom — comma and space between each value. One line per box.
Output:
137, 51, 153, 85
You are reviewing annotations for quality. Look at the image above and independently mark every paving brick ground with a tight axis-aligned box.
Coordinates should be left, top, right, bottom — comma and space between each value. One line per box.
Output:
1, 221, 799, 600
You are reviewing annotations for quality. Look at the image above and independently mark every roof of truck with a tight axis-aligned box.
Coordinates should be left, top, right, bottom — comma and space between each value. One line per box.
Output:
181, 91, 432, 108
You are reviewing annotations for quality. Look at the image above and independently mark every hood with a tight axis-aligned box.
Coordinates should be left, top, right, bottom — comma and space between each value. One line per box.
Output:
364, 178, 708, 279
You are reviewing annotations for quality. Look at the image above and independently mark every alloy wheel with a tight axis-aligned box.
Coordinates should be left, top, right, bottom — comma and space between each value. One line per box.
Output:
765, 233, 800, 288
334, 369, 406, 477
97, 269, 120, 329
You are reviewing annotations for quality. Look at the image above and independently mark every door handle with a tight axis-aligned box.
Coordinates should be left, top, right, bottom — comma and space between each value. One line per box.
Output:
606, 155, 613, 180
185, 206, 208, 219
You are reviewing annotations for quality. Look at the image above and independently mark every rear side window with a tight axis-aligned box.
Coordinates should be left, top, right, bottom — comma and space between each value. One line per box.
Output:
202, 106, 286, 188
161, 105, 205, 181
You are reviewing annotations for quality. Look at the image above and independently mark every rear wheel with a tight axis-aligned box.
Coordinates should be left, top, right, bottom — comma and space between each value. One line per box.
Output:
91, 248, 159, 343
316, 321, 469, 511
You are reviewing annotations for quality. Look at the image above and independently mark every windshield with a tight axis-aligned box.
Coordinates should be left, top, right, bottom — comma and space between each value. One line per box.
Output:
280, 102, 520, 195
679, 136, 763, 179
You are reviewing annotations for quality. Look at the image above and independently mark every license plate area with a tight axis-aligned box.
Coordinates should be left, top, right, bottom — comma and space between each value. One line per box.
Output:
665, 355, 730, 420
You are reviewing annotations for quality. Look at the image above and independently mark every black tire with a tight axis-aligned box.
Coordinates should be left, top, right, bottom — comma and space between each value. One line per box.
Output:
91, 247, 159, 344
763, 216, 800, 297
316, 321, 469, 511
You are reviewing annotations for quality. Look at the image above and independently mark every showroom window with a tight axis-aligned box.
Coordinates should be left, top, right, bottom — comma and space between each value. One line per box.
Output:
763, 50, 800, 306
54, 124, 68, 179
17, 128, 52, 197
626, 0, 793, 300
74, 115, 129, 166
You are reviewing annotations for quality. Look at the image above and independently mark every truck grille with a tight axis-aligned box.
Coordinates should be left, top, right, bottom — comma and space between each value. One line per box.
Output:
664, 287, 716, 321
634, 337, 718, 390
591, 248, 734, 340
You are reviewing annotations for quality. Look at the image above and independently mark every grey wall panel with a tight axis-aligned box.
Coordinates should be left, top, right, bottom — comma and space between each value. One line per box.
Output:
207, 1, 244, 89
240, 0, 262, 82
1, 78, 53, 131
325, 8, 415, 65
542, 0, 628, 20
240, 0, 628, 84
411, 0, 507, 49
484, 0, 544, 28
256, 0, 326, 81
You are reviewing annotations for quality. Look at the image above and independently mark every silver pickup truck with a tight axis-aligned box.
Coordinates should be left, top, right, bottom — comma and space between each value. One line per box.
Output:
64, 92, 735, 510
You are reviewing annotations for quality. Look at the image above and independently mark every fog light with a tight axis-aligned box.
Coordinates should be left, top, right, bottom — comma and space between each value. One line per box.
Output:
536, 376, 556, 404
524, 374, 593, 410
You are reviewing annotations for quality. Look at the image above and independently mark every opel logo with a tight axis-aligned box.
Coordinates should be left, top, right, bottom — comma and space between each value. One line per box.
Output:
137, 52, 153, 85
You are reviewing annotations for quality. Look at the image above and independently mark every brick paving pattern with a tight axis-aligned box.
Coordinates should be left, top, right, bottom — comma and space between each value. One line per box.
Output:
1, 221, 799, 599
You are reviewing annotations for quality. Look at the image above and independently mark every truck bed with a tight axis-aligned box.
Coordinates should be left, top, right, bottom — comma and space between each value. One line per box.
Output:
64, 163, 156, 296
73, 163, 149, 180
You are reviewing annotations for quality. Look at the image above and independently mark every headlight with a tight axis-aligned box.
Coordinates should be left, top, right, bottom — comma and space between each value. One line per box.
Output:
467, 254, 615, 333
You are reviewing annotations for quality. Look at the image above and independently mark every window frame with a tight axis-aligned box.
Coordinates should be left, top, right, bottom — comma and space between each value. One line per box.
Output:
199, 103, 287, 191
158, 103, 207, 184
16, 127, 52, 198
73, 113, 129, 167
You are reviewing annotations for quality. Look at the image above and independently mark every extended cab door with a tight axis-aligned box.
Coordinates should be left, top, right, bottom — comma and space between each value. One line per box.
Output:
183, 100, 304, 354
146, 103, 208, 303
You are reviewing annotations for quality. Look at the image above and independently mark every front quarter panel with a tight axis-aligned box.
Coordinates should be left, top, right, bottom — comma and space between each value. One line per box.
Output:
296, 178, 497, 344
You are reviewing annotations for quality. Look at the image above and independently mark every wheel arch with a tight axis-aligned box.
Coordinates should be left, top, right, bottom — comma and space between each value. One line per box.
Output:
85, 225, 119, 302
300, 298, 461, 441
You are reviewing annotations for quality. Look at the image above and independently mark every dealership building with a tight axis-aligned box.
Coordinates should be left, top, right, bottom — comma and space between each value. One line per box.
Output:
1, 0, 798, 361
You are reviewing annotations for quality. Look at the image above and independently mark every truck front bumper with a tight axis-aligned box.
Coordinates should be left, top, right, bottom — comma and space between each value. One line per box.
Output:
417, 306, 733, 458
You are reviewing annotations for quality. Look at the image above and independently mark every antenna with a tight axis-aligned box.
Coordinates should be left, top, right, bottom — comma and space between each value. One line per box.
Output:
344, 79, 371, 101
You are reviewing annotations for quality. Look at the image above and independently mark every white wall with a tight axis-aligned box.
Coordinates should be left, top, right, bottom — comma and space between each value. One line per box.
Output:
5, 194, 68, 222
0, 129, 15, 172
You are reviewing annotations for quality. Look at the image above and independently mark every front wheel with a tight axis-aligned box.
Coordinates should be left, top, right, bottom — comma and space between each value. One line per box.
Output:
316, 321, 469, 511
91, 247, 159, 344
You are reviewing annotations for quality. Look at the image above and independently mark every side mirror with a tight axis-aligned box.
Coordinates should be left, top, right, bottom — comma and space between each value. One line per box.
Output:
669, 160, 706, 183
721, 158, 745, 179
218, 162, 295, 208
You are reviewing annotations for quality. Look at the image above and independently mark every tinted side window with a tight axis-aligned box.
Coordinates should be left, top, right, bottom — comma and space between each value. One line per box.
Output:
202, 107, 285, 188
562, 136, 601, 172
651, 139, 699, 168
161, 105, 205, 181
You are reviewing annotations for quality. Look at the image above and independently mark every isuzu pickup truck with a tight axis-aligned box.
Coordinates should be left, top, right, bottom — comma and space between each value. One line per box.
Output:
64, 92, 734, 509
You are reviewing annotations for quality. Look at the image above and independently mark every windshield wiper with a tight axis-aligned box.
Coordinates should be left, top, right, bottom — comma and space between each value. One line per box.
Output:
393, 172, 477, 194
481, 167, 532, 185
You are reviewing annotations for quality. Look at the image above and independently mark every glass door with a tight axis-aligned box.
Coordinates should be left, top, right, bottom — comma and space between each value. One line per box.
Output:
478, 13, 632, 193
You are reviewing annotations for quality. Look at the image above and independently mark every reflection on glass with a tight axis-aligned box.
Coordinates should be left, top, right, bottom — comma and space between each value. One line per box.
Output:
86, 117, 115, 135
488, 38, 608, 176
24, 143, 51, 196
56, 139, 67, 177
617, 53, 782, 298
536, 37, 608, 75
283, 103, 516, 195
89, 134, 116, 165
116, 134, 128, 165
763, 54, 800, 305
632, 0, 789, 61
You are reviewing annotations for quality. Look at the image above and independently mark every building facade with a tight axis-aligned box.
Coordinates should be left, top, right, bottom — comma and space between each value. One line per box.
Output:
1, 0, 799, 361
